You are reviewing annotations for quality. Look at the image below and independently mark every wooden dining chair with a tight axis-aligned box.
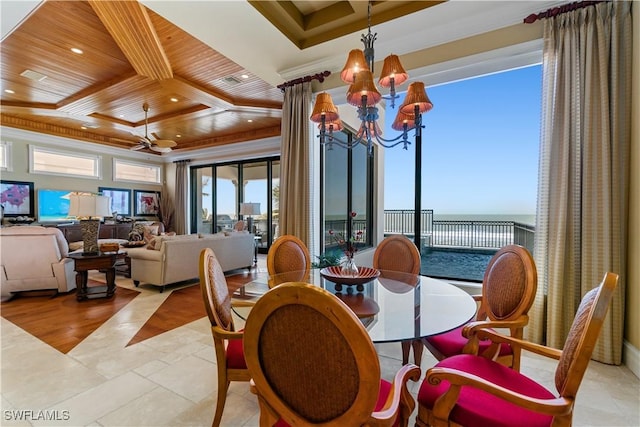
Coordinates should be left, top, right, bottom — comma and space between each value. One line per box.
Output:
423, 244, 537, 371
243, 282, 421, 427
373, 234, 424, 366
266, 234, 311, 288
416, 272, 619, 427
199, 248, 253, 427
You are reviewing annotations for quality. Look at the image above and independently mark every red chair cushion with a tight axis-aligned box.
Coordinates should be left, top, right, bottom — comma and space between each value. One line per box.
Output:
426, 325, 512, 358
226, 337, 247, 369
417, 354, 555, 427
274, 379, 396, 427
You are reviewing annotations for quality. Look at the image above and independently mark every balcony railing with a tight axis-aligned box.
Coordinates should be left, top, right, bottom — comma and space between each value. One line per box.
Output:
383, 210, 535, 253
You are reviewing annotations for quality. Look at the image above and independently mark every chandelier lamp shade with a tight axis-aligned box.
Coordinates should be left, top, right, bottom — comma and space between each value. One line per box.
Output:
309, 1, 433, 155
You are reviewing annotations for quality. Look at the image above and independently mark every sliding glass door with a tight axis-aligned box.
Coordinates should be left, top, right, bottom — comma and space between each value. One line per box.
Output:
190, 157, 280, 252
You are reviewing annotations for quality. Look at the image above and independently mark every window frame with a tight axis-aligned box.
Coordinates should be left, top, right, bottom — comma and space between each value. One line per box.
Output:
29, 145, 102, 179
113, 158, 162, 184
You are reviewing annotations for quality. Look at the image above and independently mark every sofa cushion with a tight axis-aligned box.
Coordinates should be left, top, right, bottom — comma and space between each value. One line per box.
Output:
149, 233, 198, 250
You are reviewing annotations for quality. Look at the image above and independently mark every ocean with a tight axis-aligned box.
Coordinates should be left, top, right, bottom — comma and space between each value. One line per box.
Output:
433, 213, 536, 226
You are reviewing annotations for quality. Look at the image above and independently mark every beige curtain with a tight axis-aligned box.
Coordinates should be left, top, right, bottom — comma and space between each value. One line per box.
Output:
174, 160, 190, 235
528, 1, 632, 365
279, 82, 312, 246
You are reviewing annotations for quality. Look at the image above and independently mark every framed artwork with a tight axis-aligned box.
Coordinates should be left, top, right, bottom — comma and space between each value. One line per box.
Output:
134, 190, 159, 216
1, 180, 34, 217
99, 187, 131, 216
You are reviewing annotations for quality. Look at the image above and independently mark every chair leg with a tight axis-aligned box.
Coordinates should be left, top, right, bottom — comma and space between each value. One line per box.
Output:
401, 340, 411, 365
412, 339, 424, 366
212, 379, 230, 427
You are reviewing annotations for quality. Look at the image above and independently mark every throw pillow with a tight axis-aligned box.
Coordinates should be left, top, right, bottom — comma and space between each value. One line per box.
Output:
143, 225, 159, 243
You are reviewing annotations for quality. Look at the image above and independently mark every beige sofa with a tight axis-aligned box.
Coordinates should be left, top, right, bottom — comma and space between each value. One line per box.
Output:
0, 226, 76, 301
126, 232, 255, 292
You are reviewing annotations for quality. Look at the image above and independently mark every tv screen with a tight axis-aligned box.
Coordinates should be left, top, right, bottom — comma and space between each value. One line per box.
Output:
37, 189, 73, 222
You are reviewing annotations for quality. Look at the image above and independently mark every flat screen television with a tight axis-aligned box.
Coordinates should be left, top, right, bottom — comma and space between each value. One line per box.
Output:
37, 189, 74, 222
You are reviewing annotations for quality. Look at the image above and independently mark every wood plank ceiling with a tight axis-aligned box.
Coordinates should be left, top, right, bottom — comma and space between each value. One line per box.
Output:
0, 0, 284, 154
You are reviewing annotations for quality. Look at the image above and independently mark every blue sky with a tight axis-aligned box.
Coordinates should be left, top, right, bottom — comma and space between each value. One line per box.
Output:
383, 65, 542, 215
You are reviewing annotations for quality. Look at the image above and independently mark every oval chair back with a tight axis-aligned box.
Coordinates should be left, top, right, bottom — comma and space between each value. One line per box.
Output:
266, 234, 311, 288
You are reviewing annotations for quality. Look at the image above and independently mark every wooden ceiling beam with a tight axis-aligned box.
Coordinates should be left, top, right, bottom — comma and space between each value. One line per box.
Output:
88, 0, 173, 81
161, 75, 282, 112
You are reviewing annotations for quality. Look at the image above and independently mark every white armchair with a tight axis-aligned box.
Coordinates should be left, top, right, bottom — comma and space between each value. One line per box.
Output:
0, 226, 76, 300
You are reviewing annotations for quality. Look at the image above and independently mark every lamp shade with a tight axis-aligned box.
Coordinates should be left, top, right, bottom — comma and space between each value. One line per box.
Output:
68, 194, 112, 218
323, 119, 344, 133
347, 70, 381, 107
391, 110, 416, 131
240, 202, 260, 216
310, 93, 340, 123
340, 49, 369, 84
378, 54, 409, 88
400, 81, 433, 115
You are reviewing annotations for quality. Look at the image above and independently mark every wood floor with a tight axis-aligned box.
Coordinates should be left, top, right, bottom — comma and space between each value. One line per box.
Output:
0, 268, 264, 354
0, 280, 140, 354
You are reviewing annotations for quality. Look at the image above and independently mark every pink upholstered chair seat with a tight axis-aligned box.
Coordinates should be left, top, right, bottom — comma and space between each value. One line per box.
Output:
274, 379, 398, 427
425, 325, 512, 358
417, 354, 554, 427
226, 336, 247, 369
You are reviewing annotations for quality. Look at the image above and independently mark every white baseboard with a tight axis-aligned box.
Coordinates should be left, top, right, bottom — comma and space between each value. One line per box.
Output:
623, 340, 640, 379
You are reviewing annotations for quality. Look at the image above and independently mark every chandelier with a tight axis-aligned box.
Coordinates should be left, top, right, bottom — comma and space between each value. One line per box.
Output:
310, 1, 433, 155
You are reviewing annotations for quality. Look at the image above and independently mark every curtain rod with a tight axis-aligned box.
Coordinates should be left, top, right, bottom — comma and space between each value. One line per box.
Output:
523, 0, 605, 24
277, 71, 331, 92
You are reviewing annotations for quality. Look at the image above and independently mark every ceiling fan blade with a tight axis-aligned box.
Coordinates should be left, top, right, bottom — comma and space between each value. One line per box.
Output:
154, 139, 177, 148
150, 145, 172, 153
130, 144, 145, 151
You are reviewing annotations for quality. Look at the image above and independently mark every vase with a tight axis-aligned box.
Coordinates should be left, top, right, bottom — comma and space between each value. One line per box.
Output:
340, 256, 359, 277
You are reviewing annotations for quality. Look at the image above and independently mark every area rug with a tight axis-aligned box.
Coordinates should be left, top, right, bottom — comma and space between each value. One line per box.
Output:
0, 281, 140, 354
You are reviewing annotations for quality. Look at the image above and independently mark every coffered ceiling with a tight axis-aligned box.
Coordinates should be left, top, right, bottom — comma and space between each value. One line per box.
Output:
1, 1, 565, 157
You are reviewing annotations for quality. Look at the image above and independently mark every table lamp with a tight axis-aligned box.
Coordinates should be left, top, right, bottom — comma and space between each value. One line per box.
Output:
68, 194, 112, 255
240, 202, 260, 234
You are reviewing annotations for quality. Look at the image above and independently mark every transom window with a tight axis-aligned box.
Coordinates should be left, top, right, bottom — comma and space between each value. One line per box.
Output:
29, 145, 101, 179
113, 159, 162, 184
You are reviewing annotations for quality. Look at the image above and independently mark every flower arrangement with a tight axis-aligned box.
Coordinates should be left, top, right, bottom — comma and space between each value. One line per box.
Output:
328, 212, 364, 276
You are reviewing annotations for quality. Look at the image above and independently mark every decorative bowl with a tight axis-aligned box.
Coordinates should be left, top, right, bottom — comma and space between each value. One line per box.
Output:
320, 266, 380, 286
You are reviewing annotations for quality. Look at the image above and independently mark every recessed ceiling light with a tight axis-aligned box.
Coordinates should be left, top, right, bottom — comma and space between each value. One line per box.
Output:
170, 97, 178, 102
176, 134, 182, 138
80, 126, 87, 130
4, 89, 15, 94
71, 47, 83, 54
247, 119, 253, 123
241, 74, 249, 79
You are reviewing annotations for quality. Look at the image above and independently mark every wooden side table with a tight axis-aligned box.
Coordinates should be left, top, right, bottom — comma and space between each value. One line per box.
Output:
68, 251, 127, 301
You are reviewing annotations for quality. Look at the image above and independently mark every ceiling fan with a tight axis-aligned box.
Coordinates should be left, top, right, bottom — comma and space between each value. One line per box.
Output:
130, 103, 177, 153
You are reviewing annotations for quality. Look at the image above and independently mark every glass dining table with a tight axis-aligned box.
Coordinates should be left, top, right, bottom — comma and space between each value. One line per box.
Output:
263, 268, 477, 344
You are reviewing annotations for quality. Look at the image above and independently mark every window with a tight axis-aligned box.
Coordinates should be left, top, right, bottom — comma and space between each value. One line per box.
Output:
383, 65, 541, 280
322, 130, 374, 257
190, 157, 280, 250
29, 145, 101, 179
0, 141, 13, 171
113, 159, 161, 184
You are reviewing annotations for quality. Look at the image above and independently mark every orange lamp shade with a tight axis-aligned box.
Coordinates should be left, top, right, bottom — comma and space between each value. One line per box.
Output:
322, 119, 344, 133
391, 110, 416, 131
357, 120, 382, 139
340, 49, 369, 84
379, 54, 409, 88
310, 93, 340, 123
400, 82, 433, 114
347, 70, 381, 107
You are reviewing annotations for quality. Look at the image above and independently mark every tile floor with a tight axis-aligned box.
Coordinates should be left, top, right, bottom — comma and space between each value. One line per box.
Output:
1, 257, 639, 427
